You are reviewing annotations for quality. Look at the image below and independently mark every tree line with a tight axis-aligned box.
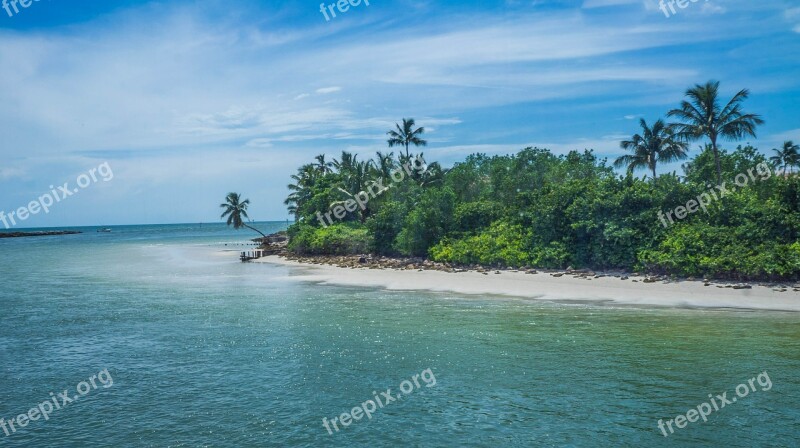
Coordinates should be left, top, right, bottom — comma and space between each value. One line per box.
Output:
222, 81, 800, 280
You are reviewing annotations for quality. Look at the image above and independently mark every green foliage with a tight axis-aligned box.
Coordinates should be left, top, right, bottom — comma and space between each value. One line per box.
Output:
287, 223, 371, 255
283, 138, 800, 280
638, 224, 800, 280
430, 221, 531, 267
395, 188, 456, 256
453, 201, 503, 233
366, 201, 408, 255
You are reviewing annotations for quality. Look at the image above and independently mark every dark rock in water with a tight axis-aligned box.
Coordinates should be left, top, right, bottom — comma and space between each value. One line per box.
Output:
0, 230, 81, 238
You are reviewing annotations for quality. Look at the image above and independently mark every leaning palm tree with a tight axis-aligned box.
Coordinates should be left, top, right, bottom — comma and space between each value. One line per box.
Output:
387, 118, 427, 159
220, 192, 267, 239
668, 80, 764, 185
614, 118, 689, 181
770, 141, 800, 176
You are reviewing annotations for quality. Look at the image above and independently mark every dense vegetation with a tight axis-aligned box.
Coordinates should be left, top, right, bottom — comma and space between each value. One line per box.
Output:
281, 83, 800, 281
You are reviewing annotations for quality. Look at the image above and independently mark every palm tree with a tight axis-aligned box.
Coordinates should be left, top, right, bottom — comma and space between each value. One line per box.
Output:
335, 158, 375, 222
668, 81, 764, 185
770, 141, 800, 176
614, 119, 689, 181
285, 164, 318, 219
387, 118, 427, 159
332, 151, 357, 173
220, 192, 267, 238
374, 151, 397, 179
313, 154, 333, 175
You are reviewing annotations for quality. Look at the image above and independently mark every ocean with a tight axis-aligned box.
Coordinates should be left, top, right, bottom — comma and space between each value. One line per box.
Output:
1, 223, 798, 447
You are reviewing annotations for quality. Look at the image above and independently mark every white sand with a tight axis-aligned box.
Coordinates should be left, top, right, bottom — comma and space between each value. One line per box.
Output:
253, 256, 800, 312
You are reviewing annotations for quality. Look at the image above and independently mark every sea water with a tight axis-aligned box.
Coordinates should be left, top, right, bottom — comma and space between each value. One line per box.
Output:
1, 223, 798, 447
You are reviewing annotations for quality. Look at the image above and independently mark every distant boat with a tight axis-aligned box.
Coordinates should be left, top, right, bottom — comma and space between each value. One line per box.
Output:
97, 228, 112, 233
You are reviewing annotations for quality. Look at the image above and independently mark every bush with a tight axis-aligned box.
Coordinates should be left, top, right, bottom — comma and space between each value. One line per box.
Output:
287, 223, 371, 255
429, 221, 532, 267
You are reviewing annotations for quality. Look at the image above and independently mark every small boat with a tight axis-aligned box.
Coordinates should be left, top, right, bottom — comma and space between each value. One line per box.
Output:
97, 228, 112, 233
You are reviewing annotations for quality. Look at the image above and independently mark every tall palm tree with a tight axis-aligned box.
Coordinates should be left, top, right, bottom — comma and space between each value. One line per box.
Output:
770, 141, 800, 176
668, 80, 764, 185
387, 118, 427, 159
220, 192, 267, 238
313, 154, 333, 175
614, 119, 689, 181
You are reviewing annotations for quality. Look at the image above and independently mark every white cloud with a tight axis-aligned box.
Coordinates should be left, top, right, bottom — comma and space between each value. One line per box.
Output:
316, 86, 342, 94
0, 0, 797, 224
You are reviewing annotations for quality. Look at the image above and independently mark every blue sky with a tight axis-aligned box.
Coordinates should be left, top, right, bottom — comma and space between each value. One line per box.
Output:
1, 0, 799, 227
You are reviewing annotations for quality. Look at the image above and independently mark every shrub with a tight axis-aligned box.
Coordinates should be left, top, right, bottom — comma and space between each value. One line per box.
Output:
288, 223, 371, 255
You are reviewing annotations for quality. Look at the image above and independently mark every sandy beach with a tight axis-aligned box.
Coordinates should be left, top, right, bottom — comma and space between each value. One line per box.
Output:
255, 255, 800, 312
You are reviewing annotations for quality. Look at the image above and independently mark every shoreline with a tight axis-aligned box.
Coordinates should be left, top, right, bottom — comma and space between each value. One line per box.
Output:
253, 255, 800, 312
0, 230, 82, 238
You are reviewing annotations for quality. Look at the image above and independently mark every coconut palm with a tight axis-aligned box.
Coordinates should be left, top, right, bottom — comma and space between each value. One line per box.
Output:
332, 151, 357, 173
374, 151, 397, 179
770, 141, 800, 176
387, 118, 427, 159
668, 81, 764, 184
220, 192, 267, 238
313, 154, 333, 175
334, 158, 376, 223
285, 164, 319, 219
614, 118, 689, 181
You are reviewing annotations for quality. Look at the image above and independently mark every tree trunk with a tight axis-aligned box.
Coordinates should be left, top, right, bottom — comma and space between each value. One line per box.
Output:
244, 223, 268, 240
711, 136, 722, 185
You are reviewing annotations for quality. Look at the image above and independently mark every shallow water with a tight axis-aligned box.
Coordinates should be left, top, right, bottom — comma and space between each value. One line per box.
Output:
1, 223, 798, 446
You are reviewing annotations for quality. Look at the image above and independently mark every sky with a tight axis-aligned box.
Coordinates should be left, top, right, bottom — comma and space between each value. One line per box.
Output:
1, 0, 799, 227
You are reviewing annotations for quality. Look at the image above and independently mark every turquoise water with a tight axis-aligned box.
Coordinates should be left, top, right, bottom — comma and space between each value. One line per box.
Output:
1, 223, 798, 447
